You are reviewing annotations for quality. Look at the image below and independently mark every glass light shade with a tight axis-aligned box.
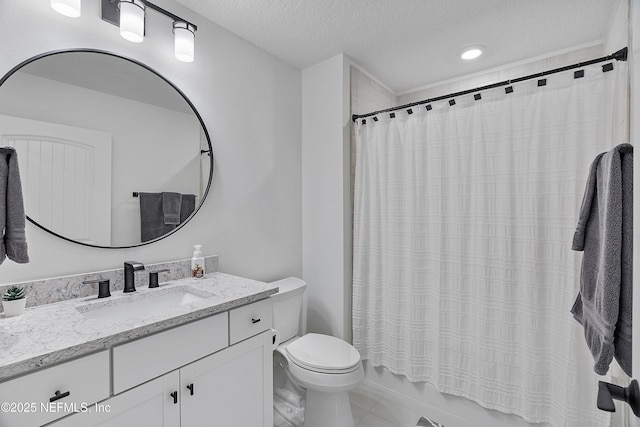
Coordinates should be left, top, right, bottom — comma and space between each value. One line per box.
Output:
51, 0, 81, 18
119, 0, 145, 43
174, 22, 196, 63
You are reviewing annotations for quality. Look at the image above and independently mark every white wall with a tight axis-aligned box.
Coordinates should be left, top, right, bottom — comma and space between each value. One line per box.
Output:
604, 5, 635, 426
605, 0, 630, 54
0, 0, 302, 284
350, 66, 397, 116
301, 53, 352, 341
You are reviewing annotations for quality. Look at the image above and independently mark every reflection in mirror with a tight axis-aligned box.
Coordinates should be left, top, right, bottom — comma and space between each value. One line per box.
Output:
0, 50, 213, 248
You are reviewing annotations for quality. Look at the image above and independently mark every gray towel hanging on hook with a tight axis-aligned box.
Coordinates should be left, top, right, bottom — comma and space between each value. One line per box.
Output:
0, 146, 29, 265
571, 143, 633, 376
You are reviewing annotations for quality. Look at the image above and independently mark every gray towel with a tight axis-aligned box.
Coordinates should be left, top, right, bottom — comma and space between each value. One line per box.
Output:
162, 192, 182, 225
571, 143, 633, 376
139, 192, 197, 242
0, 148, 29, 265
140, 192, 173, 242
180, 194, 196, 222
616, 147, 633, 375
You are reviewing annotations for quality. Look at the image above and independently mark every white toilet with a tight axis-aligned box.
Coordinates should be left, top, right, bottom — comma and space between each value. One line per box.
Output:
271, 277, 364, 427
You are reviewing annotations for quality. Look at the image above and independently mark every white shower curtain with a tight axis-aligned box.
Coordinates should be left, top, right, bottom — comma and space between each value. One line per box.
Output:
352, 61, 628, 427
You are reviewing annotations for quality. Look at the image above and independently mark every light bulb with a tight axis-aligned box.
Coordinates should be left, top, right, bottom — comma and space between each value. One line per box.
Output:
119, 0, 145, 43
174, 22, 196, 62
51, 0, 81, 18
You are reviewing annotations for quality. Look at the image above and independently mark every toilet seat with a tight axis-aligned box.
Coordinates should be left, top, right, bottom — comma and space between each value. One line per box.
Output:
285, 333, 361, 374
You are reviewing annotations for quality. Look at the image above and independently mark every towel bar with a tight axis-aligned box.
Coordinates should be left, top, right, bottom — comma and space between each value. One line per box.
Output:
132, 192, 197, 198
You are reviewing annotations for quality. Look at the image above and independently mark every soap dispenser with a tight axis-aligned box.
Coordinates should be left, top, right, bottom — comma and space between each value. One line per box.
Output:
191, 245, 206, 279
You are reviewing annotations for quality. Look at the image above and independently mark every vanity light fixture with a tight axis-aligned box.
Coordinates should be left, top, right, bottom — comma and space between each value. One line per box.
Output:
51, 0, 81, 18
460, 45, 485, 61
118, 0, 145, 43
101, 0, 198, 62
173, 21, 196, 63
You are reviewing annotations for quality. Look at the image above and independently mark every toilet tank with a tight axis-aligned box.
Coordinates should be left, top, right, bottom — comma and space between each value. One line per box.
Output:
270, 277, 307, 342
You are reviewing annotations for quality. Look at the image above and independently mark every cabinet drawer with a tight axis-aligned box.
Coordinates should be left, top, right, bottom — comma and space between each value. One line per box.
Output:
113, 313, 228, 394
229, 298, 272, 345
0, 351, 110, 427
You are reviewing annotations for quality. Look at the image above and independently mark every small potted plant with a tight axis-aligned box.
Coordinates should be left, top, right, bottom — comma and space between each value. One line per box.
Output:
2, 286, 26, 317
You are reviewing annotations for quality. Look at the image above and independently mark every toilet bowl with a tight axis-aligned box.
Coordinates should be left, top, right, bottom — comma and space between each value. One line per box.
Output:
271, 278, 363, 427
283, 334, 363, 391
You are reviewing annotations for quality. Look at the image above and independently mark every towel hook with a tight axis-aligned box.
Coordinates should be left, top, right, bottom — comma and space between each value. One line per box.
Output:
597, 379, 640, 417
0, 148, 12, 162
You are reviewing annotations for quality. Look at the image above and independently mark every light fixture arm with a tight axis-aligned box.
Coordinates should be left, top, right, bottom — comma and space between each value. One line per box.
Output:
101, 0, 197, 32
141, 0, 197, 31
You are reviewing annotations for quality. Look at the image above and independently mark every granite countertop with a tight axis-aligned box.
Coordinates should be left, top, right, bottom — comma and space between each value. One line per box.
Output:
0, 272, 278, 382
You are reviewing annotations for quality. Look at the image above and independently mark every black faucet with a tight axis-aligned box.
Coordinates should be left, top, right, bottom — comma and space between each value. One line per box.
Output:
123, 261, 145, 293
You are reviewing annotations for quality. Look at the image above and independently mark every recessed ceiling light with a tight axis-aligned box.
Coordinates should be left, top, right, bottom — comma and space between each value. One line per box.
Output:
460, 45, 485, 61
51, 0, 81, 17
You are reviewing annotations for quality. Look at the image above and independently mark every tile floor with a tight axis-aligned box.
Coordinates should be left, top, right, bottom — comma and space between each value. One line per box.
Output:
349, 380, 443, 427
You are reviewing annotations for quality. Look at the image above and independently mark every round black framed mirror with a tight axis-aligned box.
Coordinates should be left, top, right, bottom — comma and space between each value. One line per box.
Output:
0, 49, 213, 248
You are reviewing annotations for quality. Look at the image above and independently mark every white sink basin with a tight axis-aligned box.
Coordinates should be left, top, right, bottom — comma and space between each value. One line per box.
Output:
76, 286, 212, 321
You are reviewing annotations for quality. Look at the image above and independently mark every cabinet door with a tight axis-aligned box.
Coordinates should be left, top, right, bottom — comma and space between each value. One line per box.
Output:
180, 330, 273, 427
48, 371, 180, 427
0, 351, 109, 427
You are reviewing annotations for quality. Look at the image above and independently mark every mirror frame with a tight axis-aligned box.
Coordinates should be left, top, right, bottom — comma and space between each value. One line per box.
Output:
0, 48, 214, 249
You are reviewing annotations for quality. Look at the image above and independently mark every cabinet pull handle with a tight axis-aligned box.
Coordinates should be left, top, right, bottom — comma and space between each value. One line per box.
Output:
170, 391, 178, 404
49, 390, 70, 402
251, 318, 261, 324
187, 383, 194, 396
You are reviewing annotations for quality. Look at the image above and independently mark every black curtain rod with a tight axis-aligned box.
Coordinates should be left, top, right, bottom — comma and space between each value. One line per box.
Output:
352, 47, 628, 123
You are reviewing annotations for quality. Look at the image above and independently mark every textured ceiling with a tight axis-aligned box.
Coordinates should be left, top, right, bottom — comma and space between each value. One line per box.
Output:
174, 0, 622, 94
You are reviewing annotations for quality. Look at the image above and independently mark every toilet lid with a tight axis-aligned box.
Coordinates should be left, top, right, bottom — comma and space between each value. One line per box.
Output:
285, 333, 361, 374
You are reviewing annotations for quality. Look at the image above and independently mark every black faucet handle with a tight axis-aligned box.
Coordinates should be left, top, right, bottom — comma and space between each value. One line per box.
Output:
82, 279, 111, 298
149, 269, 170, 288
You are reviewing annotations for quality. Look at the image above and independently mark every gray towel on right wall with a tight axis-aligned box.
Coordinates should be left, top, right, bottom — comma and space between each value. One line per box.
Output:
571, 143, 633, 376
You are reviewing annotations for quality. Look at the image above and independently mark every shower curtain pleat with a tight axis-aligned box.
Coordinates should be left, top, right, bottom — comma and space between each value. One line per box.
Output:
352, 61, 628, 427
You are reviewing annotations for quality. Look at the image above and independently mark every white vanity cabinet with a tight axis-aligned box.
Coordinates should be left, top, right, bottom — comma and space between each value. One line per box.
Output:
47, 299, 273, 427
0, 351, 110, 427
